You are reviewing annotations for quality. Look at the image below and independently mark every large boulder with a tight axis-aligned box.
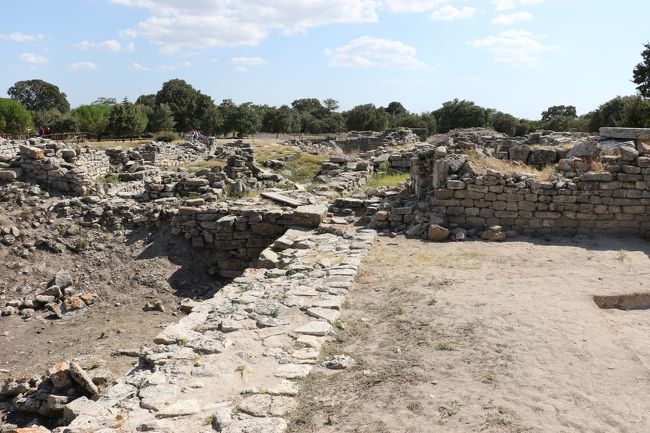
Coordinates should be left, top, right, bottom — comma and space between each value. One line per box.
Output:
508, 144, 532, 162
427, 225, 450, 242
529, 148, 558, 165
568, 139, 601, 160
293, 205, 328, 228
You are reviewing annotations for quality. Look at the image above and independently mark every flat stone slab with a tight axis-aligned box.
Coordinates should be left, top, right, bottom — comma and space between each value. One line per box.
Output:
600, 127, 650, 140
261, 192, 304, 207
293, 205, 328, 228
157, 399, 201, 418
274, 364, 313, 379
294, 320, 332, 336
306, 307, 340, 324
222, 417, 287, 433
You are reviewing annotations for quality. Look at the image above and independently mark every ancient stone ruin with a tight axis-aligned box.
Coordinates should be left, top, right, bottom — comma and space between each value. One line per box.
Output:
1, 126, 650, 433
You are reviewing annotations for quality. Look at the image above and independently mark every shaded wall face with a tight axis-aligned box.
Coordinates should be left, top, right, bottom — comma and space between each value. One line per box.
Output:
411, 152, 650, 237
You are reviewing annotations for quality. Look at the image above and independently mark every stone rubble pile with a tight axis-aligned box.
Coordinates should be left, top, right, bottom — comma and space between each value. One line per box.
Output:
1, 360, 112, 430
1, 270, 98, 320
312, 154, 373, 197
280, 139, 342, 155
144, 143, 292, 202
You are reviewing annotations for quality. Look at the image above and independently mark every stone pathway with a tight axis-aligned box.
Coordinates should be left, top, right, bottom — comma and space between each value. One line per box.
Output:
61, 226, 376, 433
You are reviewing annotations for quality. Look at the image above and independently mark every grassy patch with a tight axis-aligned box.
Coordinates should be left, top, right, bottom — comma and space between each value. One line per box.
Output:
434, 341, 455, 351
366, 171, 410, 188
281, 153, 329, 183
96, 174, 119, 184
615, 250, 628, 262
386, 303, 405, 317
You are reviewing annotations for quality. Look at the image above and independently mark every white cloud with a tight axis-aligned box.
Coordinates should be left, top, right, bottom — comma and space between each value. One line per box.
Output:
231, 56, 267, 66
129, 61, 190, 72
325, 36, 427, 69
492, 0, 541, 11
235, 66, 249, 73
19, 53, 48, 64
0, 32, 45, 42
384, 0, 446, 13
68, 61, 97, 71
492, 11, 534, 24
467, 29, 556, 66
430, 5, 477, 20
111, 0, 381, 52
74, 39, 127, 52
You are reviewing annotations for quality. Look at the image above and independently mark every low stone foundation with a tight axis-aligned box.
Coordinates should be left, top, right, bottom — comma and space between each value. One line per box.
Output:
59, 227, 375, 433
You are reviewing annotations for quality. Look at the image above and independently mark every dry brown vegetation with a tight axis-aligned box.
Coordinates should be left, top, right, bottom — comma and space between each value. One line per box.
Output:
469, 152, 557, 180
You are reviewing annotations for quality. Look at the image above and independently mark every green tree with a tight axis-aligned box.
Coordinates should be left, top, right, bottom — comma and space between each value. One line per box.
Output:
155, 79, 207, 131
539, 105, 577, 131
263, 105, 297, 137
541, 105, 577, 121
7, 79, 70, 112
434, 99, 488, 133
108, 99, 148, 139
219, 99, 239, 137
490, 111, 519, 136
345, 104, 389, 131
49, 111, 79, 133
323, 98, 339, 112
587, 96, 635, 131
620, 96, 650, 127
633, 42, 650, 98
0, 98, 33, 135
232, 103, 260, 137
385, 101, 408, 117
91, 97, 117, 106
199, 105, 223, 136
72, 104, 110, 135
136, 94, 156, 108
147, 103, 176, 133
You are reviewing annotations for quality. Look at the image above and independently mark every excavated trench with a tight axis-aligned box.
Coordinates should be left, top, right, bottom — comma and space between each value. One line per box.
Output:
0, 217, 292, 430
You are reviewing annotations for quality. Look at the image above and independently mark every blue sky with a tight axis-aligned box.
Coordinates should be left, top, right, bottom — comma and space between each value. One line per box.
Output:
1, 0, 648, 118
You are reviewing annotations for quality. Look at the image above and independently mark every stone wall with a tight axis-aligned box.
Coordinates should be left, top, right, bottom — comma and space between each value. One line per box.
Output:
170, 204, 327, 277
0, 138, 20, 161
18, 145, 111, 194
138, 141, 211, 167
401, 138, 650, 237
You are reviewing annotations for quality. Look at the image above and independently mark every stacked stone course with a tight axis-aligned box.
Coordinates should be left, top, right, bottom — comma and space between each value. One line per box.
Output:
371, 128, 650, 237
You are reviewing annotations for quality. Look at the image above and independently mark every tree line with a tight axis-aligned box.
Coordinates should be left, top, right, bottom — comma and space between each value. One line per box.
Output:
2, 42, 650, 139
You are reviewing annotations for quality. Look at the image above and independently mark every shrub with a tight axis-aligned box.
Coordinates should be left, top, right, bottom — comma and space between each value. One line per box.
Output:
154, 130, 180, 142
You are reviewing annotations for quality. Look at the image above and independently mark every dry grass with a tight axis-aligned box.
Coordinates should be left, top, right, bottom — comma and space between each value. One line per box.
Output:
84, 139, 153, 149
470, 152, 557, 181
253, 144, 299, 163
182, 159, 226, 173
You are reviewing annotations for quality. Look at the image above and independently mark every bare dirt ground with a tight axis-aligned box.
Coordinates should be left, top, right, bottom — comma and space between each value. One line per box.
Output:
289, 235, 650, 433
0, 227, 222, 378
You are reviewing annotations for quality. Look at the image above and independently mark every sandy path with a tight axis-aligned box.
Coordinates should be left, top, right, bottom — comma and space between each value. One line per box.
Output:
289, 235, 650, 433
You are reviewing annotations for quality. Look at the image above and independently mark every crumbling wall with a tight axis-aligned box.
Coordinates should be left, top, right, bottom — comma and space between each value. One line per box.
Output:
138, 141, 211, 167
170, 204, 327, 277
399, 136, 650, 237
0, 138, 20, 161
18, 145, 110, 194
